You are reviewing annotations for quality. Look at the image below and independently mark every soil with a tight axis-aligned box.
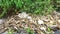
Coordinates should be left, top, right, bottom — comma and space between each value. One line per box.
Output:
0, 11, 60, 34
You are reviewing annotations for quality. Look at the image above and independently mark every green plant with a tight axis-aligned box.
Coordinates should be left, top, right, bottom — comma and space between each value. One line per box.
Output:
8, 28, 14, 34
26, 27, 34, 34
47, 28, 51, 32
0, 0, 13, 18
0, 0, 60, 18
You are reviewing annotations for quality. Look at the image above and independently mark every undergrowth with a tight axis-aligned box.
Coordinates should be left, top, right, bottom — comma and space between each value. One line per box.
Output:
0, 0, 60, 18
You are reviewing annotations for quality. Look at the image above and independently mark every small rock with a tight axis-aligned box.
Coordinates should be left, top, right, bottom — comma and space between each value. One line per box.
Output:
27, 16, 32, 20
24, 24, 28, 28
14, 26, 18, 30
0, 19, 5, 24
50, 20, 54, 24
16, 21, 20, 24
44, 19, 49, 22
18, 12, 28, 18
58, 20, 60, 24
50, 25, 58, 28
40, 27, 46, 31
38, 20, 44, 25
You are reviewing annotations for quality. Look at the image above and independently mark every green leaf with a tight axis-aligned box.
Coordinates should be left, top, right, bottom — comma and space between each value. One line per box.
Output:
26, 27, 31, 32
8, 28, 13, 34
47, 28, 51, 32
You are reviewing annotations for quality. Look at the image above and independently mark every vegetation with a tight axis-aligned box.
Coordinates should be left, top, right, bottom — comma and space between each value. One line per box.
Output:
0, 0, 60, 18
8, 28, 14, 34
26, 27, 34, 34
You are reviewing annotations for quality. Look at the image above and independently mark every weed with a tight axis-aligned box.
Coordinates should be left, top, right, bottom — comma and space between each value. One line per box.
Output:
8, 28, 14, 34
26, 27, 34, 34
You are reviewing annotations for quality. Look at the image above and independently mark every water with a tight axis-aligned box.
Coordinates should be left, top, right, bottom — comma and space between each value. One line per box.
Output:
54, 30, 60, 34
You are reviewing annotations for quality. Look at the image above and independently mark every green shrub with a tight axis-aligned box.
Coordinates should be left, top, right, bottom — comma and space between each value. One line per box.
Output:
0, 0, 14, 18
0, 0, 60, 18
